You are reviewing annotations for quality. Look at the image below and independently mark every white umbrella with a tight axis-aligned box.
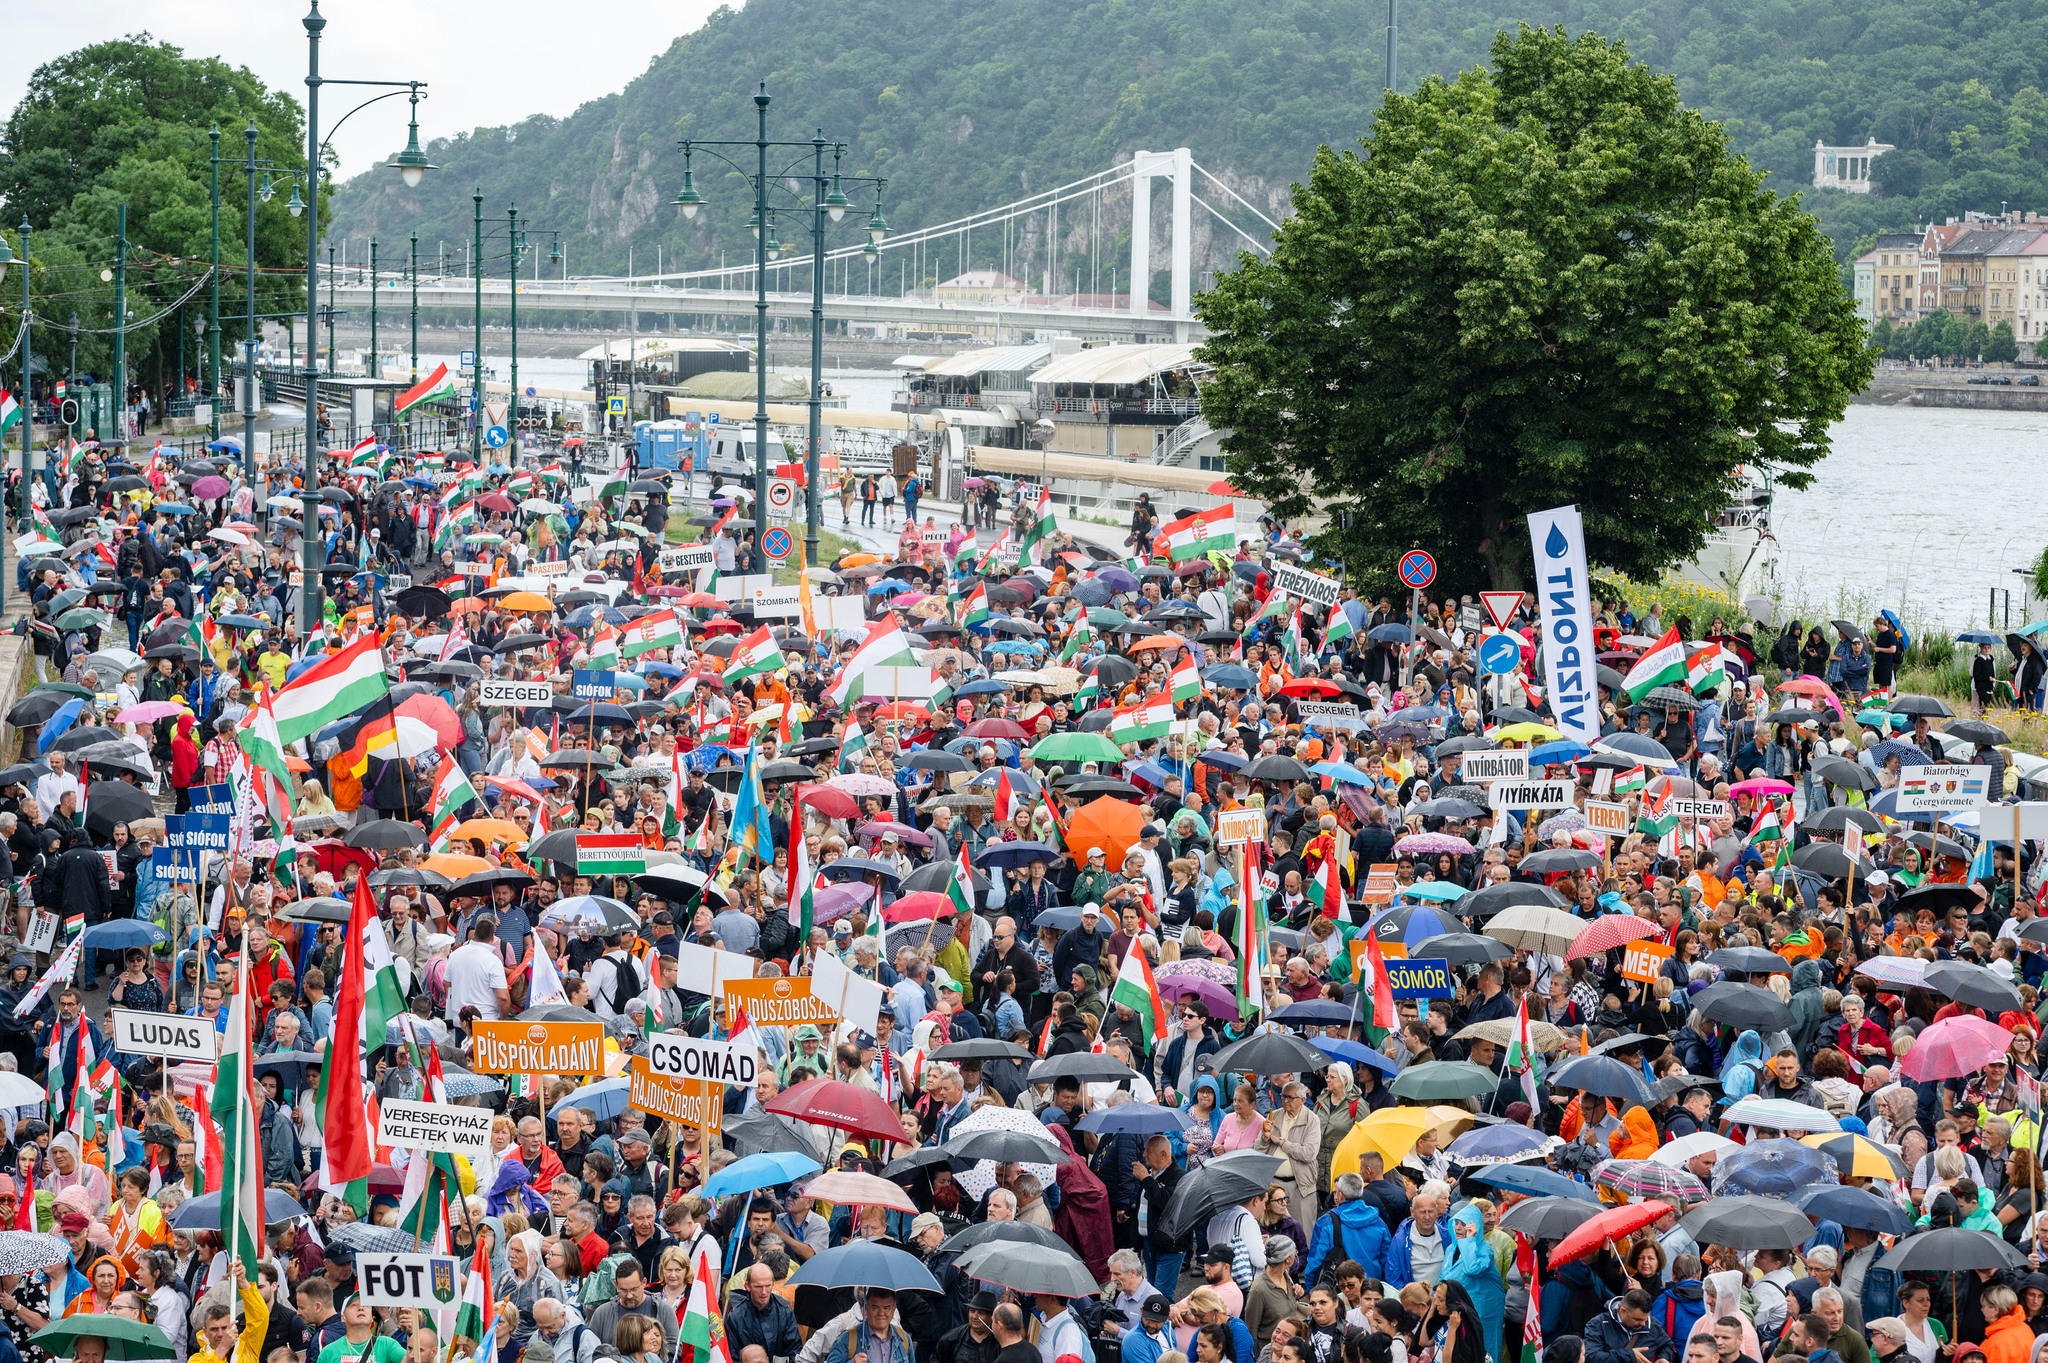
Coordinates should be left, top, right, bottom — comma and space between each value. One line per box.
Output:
828, 773, 897, 797
1720, 1096, 1841, 1133
1483, 903, 1585, 956
208, 528, 250, 546
1851, 957, 1929, 990
1647, 1132, 1739, 1168
0, 1072, 44, 1109
521, 499, 562, 516
950, 1103, 1057, 1200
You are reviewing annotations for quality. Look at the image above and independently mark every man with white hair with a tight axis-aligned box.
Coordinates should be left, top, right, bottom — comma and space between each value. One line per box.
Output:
1385, 1179, 1451, 1288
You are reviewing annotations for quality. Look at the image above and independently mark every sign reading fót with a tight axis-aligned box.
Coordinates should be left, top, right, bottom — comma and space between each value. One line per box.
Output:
479, 679, 556, 707
1487, 779, 1577, 811
111, 1008, 219, 1062
470, 1020, 607, 1076
645, 1033, 757, 1088
1460, 751, 1529, 784
377, 1098, 496, 1158
356, 1253, 461, 1310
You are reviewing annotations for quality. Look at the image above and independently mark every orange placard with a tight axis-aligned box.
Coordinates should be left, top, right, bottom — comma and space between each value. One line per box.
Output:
471, 1021, 607, 1076
1619, 940, 1674, 984
724, 976, 842, 1029
1360, 864, 1398, 904
627, 1058, 724, 1139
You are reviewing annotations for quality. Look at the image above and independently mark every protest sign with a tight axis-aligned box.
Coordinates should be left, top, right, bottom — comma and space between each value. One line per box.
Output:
470, 1021, 607, 1076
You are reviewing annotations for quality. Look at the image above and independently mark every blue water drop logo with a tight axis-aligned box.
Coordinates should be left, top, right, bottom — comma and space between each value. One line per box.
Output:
1545, 524, 1568, 558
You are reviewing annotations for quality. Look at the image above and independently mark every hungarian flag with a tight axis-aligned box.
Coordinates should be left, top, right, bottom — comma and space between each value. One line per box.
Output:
1747, 799, 1787, 856
346, 436, 381, 467
1109, 696, 1174, 745
320, 876, 379, 1193
452, 1228, 496, 1351
1323, 605, 1357, 647
1167, 653, 1201, 705
1507, 994, 1544, 1111
425, 755, 481, 851
976, 528, 1012, 573
958, 584, 991, 629
1621, 627, 1687, 701
678, 1243, 734, 1363
1360, 929, 1396, 1034
1308, 855, 1343, 919
992, 769, 1017, 823
269, 632, 391, 745
724, 626, 787, 685
1158, 505, 1234, 562
1058, 622, 1095, 664
640, 936, 667, 1035
788, 792, 820, 938
184, 1092, 223, 1197
827, 616, 919, 707
1110, 941, 1169, 1043
837, 721, 871, 773
946, 843, 976, 917
0, 390, 18, 437
1637, 788, 1677, 838
1613, 764, 1646, 796
394, 362, 458, 416
1517, 1234, 1544, 1363
1015, 486, 1057, 562
1686, 644, 1727, 696
623, 609, 685, 659
211, 922, 265, 1275
587, 622, 621, 669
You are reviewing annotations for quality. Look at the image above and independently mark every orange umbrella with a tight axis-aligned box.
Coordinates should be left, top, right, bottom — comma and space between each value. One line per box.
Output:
1064, 795, 1148, 868
1127, 634, 1190, 654
839, 552, 882, 569
422, 853, 492, 878
498, 592, 556, 613
447, 818, 529, 848
1207, 479, 1243, 496
448, 598, 490, 615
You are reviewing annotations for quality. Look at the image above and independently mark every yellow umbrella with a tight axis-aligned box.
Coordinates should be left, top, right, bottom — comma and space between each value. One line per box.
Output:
1493, 722, 1562, 743
422, 852, 492, 879
1798, 1132, 1910, 1181
1329, 1105, 1480, 1188
445, 818, 530, 848
498, 591, 557, 613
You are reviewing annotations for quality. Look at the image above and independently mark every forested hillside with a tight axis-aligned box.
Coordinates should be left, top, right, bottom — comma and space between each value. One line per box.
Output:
326, 0, 2048, 281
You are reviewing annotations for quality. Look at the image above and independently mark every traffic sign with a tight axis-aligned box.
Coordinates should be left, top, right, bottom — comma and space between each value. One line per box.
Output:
1398, 550, 1437, 590
760, 527, 794, 562
459, 349, 476, 367
484, 425, 508, 448
607, 396, 626, 415
765, 477, 798, 517
1480, 591, 1526, 631
524, 386, 537, 397
1477, 632, 1522, 676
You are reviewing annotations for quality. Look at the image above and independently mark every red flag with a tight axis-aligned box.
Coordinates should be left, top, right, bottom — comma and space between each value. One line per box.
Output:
323, 874, 375, 1185
1361, 930, 1396, 1031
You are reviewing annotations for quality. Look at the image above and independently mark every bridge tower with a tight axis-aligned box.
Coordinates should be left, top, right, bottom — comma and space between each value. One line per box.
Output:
1129, 149, 1193, 334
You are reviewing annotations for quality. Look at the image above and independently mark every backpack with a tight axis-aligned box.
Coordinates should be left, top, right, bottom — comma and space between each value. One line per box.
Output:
1315, 1214, 1352, 1290
604, 951, 644, 1016
1051, 1306, 1102, 1363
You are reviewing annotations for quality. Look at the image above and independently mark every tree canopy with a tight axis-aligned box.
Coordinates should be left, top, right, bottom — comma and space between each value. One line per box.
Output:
0, 37, 312, 390
1195, 26, 1874, 596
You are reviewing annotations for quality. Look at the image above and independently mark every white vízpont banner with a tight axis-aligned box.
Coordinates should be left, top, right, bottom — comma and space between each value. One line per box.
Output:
1525, 505, 1601, 748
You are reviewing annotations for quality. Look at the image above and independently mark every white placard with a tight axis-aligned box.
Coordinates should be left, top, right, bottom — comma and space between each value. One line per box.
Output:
1525, 505, 1600, 748
1487, 778, 1577, 811
645, 1033, 757, 1087
377, 1098, 495, 1157
457, 561, 492, 576
1269, 562, 1340, 608
1216, 808, 1268, 846
111, 1008, 219, 1062
1584, 800, 1632, 836
25, 912, 57, 955
857, 665, 940, 699
659, 545, 716, 573
714, 574, 774, 603
356, 1253, 461, 1310
1667, 798, 1730, 821
675, 941, 758, 998
1895, 764, 1991, 814
814, 951, 885, 1044
529, 560, 568, 576
1295, 701, 1366, 731
749, 586, 803, 619
1974, 803, 2048, 841
479, 679, 556, 707
1461, 751, 1530, 783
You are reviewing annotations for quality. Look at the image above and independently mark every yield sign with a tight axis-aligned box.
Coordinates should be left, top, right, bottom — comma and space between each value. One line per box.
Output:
1480, 591, 1526, 631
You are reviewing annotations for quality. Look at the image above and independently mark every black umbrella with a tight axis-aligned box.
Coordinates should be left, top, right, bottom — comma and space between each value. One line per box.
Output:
1462, 881, 1569, 919
1703, 946, 1793, 975
1409, 932, 1510, 970
1414, 797, 1487, 820
347, 819, 426, 850
453, 867, 537, 896
1210, 1028, 1330, 1074
1897, 882, 1985, 915
1241, 754, 1312, 783
144, 644, 201, 663
1760, 707, 1821, 725
1925, 959, 2023, 1013
540, 749, 606, 769
905, 751, 971, 773
938, 1128, 1062, 1164
1799, 806, 1886, 836
1794, 1185, 1913, 1236
51, 726, 123, 754
1086, 656, 1138, 687
1519, 847, 1602, 874
760, 761, 817, 783
1641, 686, 1700, 711
569, 702, 634, 726
951, 1240, 1098, 1297
1496, 1196, 1604, 1241
1161, 1150, 1285, 1238
82, 781, 154, 836
1810, 755, 1876, 791
1889, 693, 1954, 719
1027, 1053, 1137, 1085
1546, 1054, 1656, 1106
723, 1109, 818, 1158
369, 867, 448, 889
937, 1221, 1069, 1255
1945, 718, 2008, 746
281, 897, 352, 924
901, 860, 991, 898
927, 1039, 1033, 1063
1677, 1195, 1815, 1250
5, 692, 72, 727
1876, 1225, 2026, 1272
1790, 842, 1861, 879
1691, 981, 1794, 1032
393, 586, 452, 619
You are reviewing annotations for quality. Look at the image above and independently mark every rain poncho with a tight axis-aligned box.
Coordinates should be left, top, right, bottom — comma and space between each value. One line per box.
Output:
1787, 959, 1827, 1056
1719, 1029, 1767, 1103
1608, 1106, 1659, 1160
485, 1159, 548, 1222
1443, 1204, 1505, 1363
47, 1133, 110, 1217
1046, 1124, 1114, 1282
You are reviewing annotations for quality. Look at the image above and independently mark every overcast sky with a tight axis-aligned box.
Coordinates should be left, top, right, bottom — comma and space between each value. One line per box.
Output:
3, 0, 723, 179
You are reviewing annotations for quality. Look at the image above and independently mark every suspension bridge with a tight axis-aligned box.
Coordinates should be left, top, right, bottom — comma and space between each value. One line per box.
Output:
323, 150, 1279, 344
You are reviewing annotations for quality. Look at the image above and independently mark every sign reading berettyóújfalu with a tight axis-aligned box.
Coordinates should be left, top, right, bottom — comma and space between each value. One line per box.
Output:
470, 1020, 607, 1076
112, 1008, 219, 1062
627, 1058, 724, 1139
356, 1253, 461, 1310
645, 1032, 757, 1088
377, 1098, 496, 1158
575, 832, 646, 874
1619, 939, 1674, 983
723, 976, 841, 1030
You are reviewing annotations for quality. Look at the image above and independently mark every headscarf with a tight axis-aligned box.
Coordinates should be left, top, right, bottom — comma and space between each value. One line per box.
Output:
1432, 1279, 1489, 1363
1044, 1124, 1114, 1282
48, 1133, 110, 1217
61, 1255, 125, 1317
509, 1228, 545, 1285
1608, 1106, 1660, 1160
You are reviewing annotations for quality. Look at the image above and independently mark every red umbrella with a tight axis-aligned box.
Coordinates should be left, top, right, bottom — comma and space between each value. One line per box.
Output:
1550, 1201, 1671, 1266
1278, 677, 1345, 699
765, 1077, 906, 1143
795, 783, 858, 821
963, 718, 1031, 741
1566, 915, 1664, 960
882, 891, 957, 924
478, 493, 517, 514
1208, 479, 1243, 496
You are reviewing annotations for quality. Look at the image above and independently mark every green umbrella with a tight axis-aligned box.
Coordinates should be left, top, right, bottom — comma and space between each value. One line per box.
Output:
54, 609, 109, 632
1087, 608, 1132, 631
1028, 732, 1126, 764
1388, 1060, 1502, 1103
32, 1316, 176, 1360
33, 682, 97, 700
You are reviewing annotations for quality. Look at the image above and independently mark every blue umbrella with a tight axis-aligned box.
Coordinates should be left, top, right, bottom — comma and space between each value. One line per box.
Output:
154, 503, 196, 514
638, 662, 688, 679
978, 840, 1058, 870
952, 679, 1011, 699
550, 1077, 630, 1122
947, 736, 1018, 758
819, 856, 901, 885
703, 1150, 823, 1198
1368, 623, 1411, 645
1710, 1138, 1838, 1199
685, 745, 734, 771
1076, 1102, 1193, 1138
1528, 739, 1591, 766
1032, 905, 1114, 934
1310, 1036, 1398, 1074
169, 1188, 305, 1229
1447, 1124, 1551, 1164
867, 580, 913, 596
1391, 880, 1467, 904
1070, 580, 1114, 607
1467, 1163, 1598, 1202
440, 1074, 505, 1099
1389, 704, 1447, 723
1270, 999, 1354, 1026
1089, 567, 1138, 594
35, 699, 84, 755
1956, 630, 2004, 646
610, 672, 649, 691
1309, 761, 1372, 785
1864, 789, 1941, 825
206, 437, 243, 453
1870, 740, 1932, 767
1203, 664, 1258, 690
1196, 749, 1246, 772
787, 1241, 941, 1293
985, 640, 1038, 655
1794, 1184, 1912, 1235
80, 921, 166, 951
1365, 902, 1463, 951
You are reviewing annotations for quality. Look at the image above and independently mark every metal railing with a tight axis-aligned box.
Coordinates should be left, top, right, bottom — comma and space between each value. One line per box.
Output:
1152, 413, 1215, 465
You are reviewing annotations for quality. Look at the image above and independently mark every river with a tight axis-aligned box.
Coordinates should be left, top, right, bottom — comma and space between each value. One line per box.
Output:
412, 356, 2032, 629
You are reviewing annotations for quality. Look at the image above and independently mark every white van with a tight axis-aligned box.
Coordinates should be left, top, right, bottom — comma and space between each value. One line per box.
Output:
704, 425, 790, 480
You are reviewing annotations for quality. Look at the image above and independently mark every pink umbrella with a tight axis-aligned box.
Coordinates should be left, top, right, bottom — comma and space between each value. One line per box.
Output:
1898, 1014, 2014, 1082
1566, 914, 1663, 960
854, 820, 933, 848
116, 701, 188, 723
1729, 778, 1794, 797
191, 475, 231, 499
1157, 972, 1240, 1020
801, 1169, 918, 1213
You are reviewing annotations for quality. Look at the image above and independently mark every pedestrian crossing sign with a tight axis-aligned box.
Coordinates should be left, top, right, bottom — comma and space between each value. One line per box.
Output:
607, 396, 626, 415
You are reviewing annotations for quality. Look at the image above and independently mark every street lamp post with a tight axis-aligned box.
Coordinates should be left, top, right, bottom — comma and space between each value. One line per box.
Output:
506, 205, 517, 444
368, 236, 378, 378
208, 127, 222, 440
409, 231, 418, 386
209, 127, 305, 493
298, 0, 434, 633
472, 189, 482, 466
674, 86, 884, 562
242, 122, 262, 506
0, 218, 28, 620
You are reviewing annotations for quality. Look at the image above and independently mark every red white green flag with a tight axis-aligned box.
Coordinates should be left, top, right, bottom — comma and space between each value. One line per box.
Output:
1110, 940, 1169, 1043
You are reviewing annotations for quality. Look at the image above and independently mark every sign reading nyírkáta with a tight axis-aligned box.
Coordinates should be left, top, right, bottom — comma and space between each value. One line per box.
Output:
377, 1098, 496, 1158
627, 1059, 724, 1134
111, 1008, 218, 1062
356, 1253, 460, 1310
479, 679, 556, 707
723, 976, 840, 1029
645, 1033, 757, 1087
575, 832, 646, 874
1460, 751, 1529, 783
470, 1020, 607, 1076
1269, 563, 1340, 609
1486, 779, 1576, 811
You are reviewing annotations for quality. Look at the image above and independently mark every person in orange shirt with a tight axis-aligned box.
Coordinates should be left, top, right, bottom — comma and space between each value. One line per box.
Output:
106, 1168, 168, 1281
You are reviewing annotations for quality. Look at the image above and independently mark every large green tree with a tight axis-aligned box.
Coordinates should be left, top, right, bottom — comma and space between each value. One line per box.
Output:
0, 37, 312, 392
1195, 25, 1874, 595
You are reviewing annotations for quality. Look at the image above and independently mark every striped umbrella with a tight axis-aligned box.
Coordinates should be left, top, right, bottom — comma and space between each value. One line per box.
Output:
1799, 1132, 1911, 1181
1593, 1159, 1709, 1205
1566, 915, 1664, 960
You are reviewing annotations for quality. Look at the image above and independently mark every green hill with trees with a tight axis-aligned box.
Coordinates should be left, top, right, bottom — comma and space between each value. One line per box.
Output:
320, 0, 2048, 279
